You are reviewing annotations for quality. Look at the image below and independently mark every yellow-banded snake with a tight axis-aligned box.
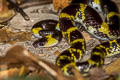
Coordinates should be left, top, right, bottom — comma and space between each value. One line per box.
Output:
31, 0, 120, 75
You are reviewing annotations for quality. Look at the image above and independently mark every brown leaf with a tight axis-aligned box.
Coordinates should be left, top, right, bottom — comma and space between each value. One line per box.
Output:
0, 45, 60, 79
0, 45, 85, 80
104, 57, 120, 75
0, 66, 29, 80
0, 45, 40, 69
0, 0, 15, 23
53, 0, 72, 10
0, 29, 32, 44
89, 67, 108, 80
82, 32, 91, 43
0, 68, 19, 80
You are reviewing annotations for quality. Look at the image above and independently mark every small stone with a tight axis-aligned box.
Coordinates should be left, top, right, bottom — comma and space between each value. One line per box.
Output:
54, 50, 60, 56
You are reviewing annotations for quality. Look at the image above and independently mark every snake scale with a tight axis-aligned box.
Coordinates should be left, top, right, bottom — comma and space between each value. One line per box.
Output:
31, 0, 120, 75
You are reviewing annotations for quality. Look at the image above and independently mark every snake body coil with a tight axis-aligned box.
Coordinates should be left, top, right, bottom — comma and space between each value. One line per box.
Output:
32, 0, 120, 75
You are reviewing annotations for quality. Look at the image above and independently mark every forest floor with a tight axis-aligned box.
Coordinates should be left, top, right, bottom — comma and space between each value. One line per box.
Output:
0, 0, 120, 80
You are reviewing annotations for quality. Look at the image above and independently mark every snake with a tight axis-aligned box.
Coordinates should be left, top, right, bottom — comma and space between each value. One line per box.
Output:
31, 0, 120, 75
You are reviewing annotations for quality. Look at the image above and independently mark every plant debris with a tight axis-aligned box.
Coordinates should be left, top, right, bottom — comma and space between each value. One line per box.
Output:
0, 0, 15, 24
104, 57, 120, 75
0, 45, 86, 80
0, 29, 32, 44
0, 0, 119, 80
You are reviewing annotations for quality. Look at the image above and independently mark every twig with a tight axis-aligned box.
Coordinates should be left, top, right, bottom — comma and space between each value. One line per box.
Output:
19, 0, 52, 9
23, 49, 57, 77
7, 0, 30, 21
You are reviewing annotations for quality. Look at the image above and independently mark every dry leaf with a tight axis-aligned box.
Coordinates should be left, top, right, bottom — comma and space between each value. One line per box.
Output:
104, 57, 120, 75
82, 32, 91, 43
53, 0, 72, 10
0, 68, 19, 80
0, 45, 59, 79
0, 45, 85, 80
89, 67, 108, 80
0, 0, 15, 23
0, 29, 32, 44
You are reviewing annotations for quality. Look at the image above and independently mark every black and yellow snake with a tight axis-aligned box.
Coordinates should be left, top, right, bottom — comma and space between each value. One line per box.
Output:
31, 0, 120, 75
